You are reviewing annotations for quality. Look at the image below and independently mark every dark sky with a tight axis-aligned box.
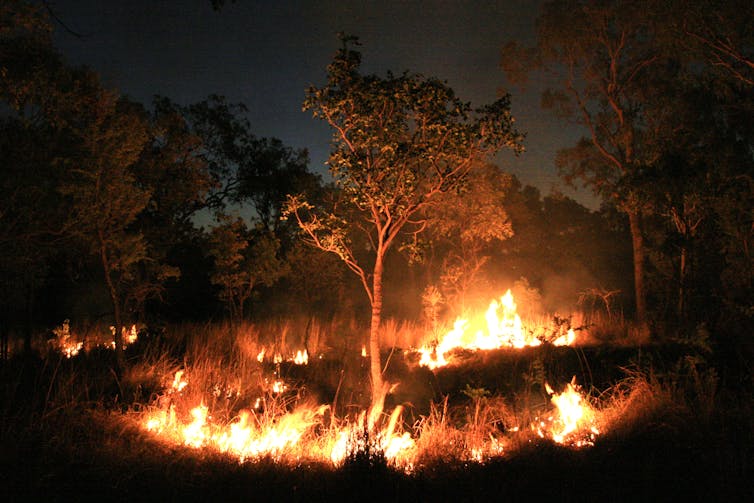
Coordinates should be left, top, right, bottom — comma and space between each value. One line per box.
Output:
50, 0, 597, 208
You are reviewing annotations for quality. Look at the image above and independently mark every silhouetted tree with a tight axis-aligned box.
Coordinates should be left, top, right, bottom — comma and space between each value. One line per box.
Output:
57, 88, 151, 369
208, 215, 288, 321
502, 0, 677, 327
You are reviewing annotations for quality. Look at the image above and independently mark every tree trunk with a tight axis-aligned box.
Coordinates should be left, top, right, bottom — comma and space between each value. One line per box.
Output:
100, 239, 124, 372
678, 244, 688, 320
367, 251, 387, 428
628, 210, 647, 328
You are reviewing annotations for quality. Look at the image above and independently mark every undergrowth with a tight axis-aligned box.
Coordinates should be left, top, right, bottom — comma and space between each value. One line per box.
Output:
0, 318, 751, 501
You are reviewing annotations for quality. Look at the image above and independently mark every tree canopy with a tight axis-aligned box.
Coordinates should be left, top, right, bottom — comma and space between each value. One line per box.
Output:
285, 35, 523, 418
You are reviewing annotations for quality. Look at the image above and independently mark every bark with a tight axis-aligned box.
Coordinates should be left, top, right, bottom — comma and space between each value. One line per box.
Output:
100, 237, 124, 372
678, 244, 688, 319
627, 210, 647, 328
367, 251, 387, 428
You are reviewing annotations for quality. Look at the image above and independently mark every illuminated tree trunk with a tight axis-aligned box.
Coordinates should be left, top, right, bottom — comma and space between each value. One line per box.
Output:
628, 210, 647, 328
368, 250, 387, 426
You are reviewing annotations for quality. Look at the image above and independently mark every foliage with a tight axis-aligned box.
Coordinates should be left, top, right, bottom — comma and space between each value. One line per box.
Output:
502, 0, 754, 331
427, 164, 516, 308
286, 34, 523, 412
503, 0, 671, 325
208, 215, 288, 320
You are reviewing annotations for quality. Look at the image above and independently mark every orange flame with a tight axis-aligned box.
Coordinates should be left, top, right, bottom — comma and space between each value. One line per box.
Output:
534, 377, 599, 447
418, 289, 578, 368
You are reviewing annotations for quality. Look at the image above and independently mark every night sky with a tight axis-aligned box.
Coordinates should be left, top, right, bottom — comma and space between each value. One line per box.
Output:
51, 0, 596, 208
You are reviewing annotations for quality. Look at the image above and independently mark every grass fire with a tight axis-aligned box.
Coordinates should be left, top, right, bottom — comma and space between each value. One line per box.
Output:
134, 291, 597, 470
2, 1, 753, 500
3, 286, 751, 501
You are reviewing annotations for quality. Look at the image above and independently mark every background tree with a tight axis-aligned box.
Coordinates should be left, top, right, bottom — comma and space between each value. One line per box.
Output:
174, 94, 315, 226
233, 136, 316, 233
502, 0, 672, 327
285, 36, 523, 420
208, 216, 288, 321
127, 97, 217, 320
58, 85, 151, 369
424, 163, 515, 311
0, 0, 68, 353
664, 0, 754, 87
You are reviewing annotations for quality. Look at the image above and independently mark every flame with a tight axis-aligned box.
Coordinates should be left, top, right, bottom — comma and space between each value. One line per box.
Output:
171, 370, 188, 392
553, 328, 576, 347
124, 324, 138, 345
418, 289, 578, 369
329, 407, 416, 468
183, 404, 209, 448
271, 379, 287, 394
139, 344, 604, 470
142, 370, 417, 468
293, 349, 308, 365
534, 377, 599, 447
51, 319, 140, 358
215, 405, 328, 461
257, 348, 309, 365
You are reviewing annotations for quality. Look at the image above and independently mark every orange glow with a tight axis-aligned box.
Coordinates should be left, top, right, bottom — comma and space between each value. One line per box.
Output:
417, 289, 580, 369
140, 369, 604, 469
534, 377, 599, 447
293, 349, 308, 365
51, 320, 140, 358
141, 370, 417, 468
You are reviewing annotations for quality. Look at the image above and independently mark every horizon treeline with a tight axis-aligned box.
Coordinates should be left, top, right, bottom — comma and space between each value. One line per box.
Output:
1, 0, 751, 358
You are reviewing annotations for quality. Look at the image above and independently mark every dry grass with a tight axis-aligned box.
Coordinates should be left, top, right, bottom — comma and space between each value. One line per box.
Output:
1, 315, 751, 501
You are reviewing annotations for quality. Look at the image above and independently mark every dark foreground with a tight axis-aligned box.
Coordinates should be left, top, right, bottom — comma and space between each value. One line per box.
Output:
2, 406, 751, 503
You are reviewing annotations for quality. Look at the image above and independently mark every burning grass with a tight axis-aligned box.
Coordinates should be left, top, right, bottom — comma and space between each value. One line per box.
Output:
3, 345, 750, 501
1, 291, 752, 500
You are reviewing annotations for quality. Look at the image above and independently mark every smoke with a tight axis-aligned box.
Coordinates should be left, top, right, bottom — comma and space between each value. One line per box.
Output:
540, 268, 598, 314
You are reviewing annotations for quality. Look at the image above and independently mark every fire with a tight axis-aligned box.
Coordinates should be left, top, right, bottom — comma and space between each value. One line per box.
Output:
50, 320, 140, 358
256, 348, 309, 365
171, 370, 188, 392
328, 407, 416, 468
140, 369, 603, 469
271, 379, 287, 394
142, 370, 418, 468
215, 405, 328, 461
534, 377, 599, 447
182, 404, 209, 448
293, 349, 308, 365
553, 328, 576, 347
124, 324, 138, 345
418, 289, 578, 369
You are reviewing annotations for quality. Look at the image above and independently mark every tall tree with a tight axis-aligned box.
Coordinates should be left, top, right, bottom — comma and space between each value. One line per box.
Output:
285, 36, 523, 420
170, 95, 316, 230
502, 0, 669, 326
58, 86, 150, 369
234, 136, 315, 233
0, 1, 94, 351
665, 0, 754, 87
